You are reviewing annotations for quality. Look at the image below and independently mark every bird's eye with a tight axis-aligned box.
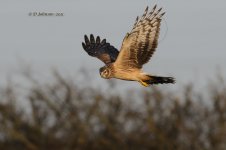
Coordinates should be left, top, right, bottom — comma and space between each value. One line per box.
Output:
104, 69, 109, 75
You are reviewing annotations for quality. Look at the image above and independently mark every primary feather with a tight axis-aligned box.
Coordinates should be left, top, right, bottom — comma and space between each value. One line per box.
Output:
115, 5, 165, 69
82, 34, 119, 64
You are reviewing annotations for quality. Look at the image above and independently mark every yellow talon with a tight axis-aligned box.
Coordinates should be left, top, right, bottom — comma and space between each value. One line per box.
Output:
139, 80, 149, 87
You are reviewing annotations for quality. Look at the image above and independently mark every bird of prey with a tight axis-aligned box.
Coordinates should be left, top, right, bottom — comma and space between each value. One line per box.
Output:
82, 4, 175, 87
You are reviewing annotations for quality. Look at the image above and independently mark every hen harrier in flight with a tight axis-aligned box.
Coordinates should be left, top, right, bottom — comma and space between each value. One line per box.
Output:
82, 4, 175, 87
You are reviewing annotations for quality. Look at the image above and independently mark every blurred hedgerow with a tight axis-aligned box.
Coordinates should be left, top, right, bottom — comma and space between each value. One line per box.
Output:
0, 71, 226, 150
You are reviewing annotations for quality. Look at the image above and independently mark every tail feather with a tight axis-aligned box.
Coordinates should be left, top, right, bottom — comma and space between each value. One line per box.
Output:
144, 75, 175, 85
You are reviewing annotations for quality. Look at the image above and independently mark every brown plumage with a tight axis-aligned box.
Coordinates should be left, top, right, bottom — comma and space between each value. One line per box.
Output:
82, 4, 175, 87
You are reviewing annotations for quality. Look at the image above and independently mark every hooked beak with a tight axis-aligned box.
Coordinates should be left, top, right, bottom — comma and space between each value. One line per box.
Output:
100, 71, 104, 78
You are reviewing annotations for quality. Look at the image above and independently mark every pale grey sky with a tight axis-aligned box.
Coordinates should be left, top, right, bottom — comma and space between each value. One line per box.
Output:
0, 0, 226, 88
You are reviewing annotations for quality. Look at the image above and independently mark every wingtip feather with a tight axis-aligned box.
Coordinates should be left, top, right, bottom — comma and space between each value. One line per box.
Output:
153, 4, 157, 10
82, 42, 86, 50
160, 12, 166, 18
90, 34, 95, 43
101, 39, 106, 45
144, 6, 149, 13
84, 35, 90, 45
96, 36, 100, 44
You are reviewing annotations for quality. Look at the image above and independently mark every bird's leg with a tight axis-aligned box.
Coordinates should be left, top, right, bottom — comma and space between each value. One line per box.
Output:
139, 80, 149, 87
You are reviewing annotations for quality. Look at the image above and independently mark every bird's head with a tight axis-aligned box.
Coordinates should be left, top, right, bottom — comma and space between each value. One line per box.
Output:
99, 66, 111, 79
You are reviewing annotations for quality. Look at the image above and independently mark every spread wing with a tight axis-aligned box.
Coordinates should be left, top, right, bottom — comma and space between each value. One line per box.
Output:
114, 5, 165, 69
82, 34, 119, 64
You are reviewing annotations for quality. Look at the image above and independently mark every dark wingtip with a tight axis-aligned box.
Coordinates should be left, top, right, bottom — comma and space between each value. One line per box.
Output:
84, 34, 88, 40
161, 12, 166, 17
96, 36, 100, 44
84, 35, 90, 45
145, 6, 149, 12
101, 39, 106, 45
90, 34, 95, 44
158, 7, 162, 12
82, 42, 86, 50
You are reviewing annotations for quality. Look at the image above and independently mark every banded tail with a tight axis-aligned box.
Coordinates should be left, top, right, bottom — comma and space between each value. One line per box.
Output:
139, 75, 175, 87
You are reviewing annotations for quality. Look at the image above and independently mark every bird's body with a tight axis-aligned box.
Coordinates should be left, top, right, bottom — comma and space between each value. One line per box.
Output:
82, 4, 175, 87
111, 66, 142, 81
